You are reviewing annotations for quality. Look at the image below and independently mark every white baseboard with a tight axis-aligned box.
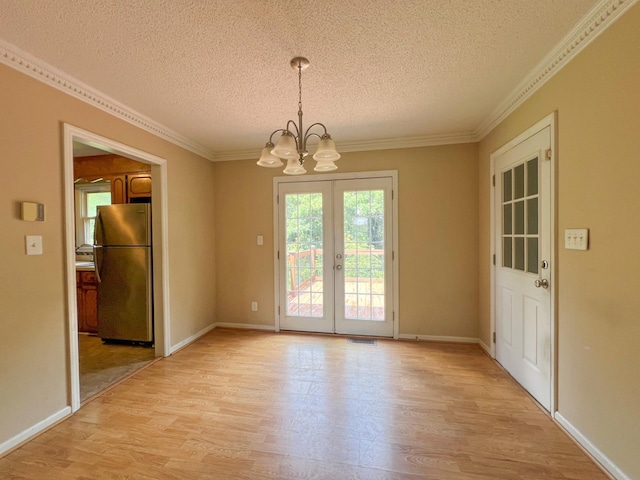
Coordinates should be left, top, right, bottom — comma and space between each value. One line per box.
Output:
398, 333, 480, 344
215, 322, 276, 331
169, 323, 216, 354
478, 339, 492, 355
0, 406, 71, 457
554, 412, 630, 480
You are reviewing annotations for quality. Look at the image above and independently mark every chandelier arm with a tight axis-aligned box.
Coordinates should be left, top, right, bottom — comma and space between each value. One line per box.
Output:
303, 122, 329, 140
285, 120, 301, 139
303, 132, 324, 143
268, 128, 289, 144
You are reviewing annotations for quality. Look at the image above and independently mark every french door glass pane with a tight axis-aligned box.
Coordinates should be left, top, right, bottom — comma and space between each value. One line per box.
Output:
343, 190, 385, 321
285, 193, 324, 317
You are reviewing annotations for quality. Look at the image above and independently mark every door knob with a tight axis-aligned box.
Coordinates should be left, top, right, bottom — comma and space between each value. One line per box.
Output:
534, 279, 549, 289
336, 265, 343, 270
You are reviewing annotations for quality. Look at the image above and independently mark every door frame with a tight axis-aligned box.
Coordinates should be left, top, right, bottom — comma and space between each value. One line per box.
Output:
273, 170, 399, 339
489, 112, 557, 413
63, 124, 171, 412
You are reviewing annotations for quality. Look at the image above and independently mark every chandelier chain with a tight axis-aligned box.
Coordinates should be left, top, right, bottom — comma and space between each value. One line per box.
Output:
298, 64, 303, 113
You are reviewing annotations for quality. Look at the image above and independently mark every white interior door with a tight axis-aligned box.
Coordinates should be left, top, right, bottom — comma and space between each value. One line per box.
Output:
495, 126, 552, 411
278, 177, 394, 337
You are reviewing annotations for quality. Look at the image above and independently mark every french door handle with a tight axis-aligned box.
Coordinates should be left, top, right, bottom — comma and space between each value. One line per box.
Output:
335, 265, 343, 271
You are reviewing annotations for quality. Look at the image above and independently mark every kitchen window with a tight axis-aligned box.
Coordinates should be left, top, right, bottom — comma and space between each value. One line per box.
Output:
75, 182, 111, 248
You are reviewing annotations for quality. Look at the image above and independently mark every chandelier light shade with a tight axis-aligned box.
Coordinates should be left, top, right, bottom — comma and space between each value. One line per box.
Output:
271, 132, 298, 160
256, 142, 284, 168
257, 57, 340, 175
313, 159, 338, 172
283, 158, 307, 175
313, 135, 340, 161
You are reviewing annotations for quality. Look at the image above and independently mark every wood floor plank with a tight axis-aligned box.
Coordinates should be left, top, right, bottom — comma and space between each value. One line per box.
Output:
0, 328, 608, 479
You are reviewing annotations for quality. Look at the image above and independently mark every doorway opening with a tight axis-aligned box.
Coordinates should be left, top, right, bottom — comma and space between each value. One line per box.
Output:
63, 124, 171, 411
273, 171, 399, 339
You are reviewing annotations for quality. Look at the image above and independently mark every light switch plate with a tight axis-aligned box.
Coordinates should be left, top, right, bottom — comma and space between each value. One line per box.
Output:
257, 235, 264, 246
26, 235, 43, 255
565, 228, 589, 250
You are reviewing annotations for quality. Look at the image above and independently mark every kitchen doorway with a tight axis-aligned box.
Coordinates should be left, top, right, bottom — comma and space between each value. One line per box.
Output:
63, 124, 171, 411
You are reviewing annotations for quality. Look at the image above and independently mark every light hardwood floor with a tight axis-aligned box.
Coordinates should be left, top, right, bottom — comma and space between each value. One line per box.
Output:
0, 328, 607, 479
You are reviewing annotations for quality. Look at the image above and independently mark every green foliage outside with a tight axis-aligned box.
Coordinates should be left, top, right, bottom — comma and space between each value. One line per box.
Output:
85, 190, 112, 245
286, 190, 385, 289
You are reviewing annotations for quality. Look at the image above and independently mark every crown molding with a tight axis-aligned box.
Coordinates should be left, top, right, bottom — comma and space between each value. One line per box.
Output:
0, 40, 216, 161
335, 132, 478, 154
475, 0, 638, 139
213, 132, 478, 162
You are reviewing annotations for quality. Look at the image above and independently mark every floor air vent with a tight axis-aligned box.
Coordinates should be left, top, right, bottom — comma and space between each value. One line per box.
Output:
348, 338, 377, 345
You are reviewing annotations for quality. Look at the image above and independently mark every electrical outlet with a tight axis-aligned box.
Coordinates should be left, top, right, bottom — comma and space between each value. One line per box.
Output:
251, 301, 258, 311
565, 228, 589, 250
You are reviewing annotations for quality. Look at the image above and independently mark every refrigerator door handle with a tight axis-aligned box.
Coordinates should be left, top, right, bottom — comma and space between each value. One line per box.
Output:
94, 207, 104, 283
94, 208, 104, 246
94, 246, 103, 283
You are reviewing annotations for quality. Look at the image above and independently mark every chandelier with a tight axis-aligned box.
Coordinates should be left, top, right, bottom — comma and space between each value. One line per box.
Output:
257, 57, 340, 175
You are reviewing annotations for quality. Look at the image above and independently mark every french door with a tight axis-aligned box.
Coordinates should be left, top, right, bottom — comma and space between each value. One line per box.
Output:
277, 177, 394, 337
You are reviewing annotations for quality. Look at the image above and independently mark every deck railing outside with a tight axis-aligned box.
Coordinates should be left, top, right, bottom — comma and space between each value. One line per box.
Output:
287, 248, 384, 291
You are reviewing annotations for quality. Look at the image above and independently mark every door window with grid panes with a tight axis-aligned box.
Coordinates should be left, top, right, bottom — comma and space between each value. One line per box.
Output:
502, 157, 538, 275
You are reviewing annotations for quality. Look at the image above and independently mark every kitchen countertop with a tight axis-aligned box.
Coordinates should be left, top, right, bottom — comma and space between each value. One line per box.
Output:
76, 261, 95, 271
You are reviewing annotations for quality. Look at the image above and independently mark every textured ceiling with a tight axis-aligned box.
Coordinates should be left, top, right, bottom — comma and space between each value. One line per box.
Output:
0, 0, 598, 157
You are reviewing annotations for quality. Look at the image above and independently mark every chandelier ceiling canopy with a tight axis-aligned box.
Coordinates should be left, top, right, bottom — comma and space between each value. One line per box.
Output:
257, 57, 340, 175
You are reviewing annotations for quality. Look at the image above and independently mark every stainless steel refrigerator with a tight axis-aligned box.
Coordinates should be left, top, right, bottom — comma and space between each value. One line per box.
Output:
94, 204, 153, 343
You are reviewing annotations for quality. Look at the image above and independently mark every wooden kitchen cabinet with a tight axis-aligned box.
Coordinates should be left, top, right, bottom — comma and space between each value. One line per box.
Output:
74, 155, 151, 204
110, 175, 127, 204
106, 173, 151, 204
77, 271, 98, 334
127, 173, 152, 201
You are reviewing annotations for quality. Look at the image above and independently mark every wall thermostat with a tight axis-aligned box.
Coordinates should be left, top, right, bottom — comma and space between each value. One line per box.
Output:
21, 202, 45, 221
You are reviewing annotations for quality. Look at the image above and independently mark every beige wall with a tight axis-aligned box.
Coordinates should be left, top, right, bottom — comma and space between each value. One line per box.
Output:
214, 144, 479, 337
0, 63, 216, 445
478, 5, 640, 477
